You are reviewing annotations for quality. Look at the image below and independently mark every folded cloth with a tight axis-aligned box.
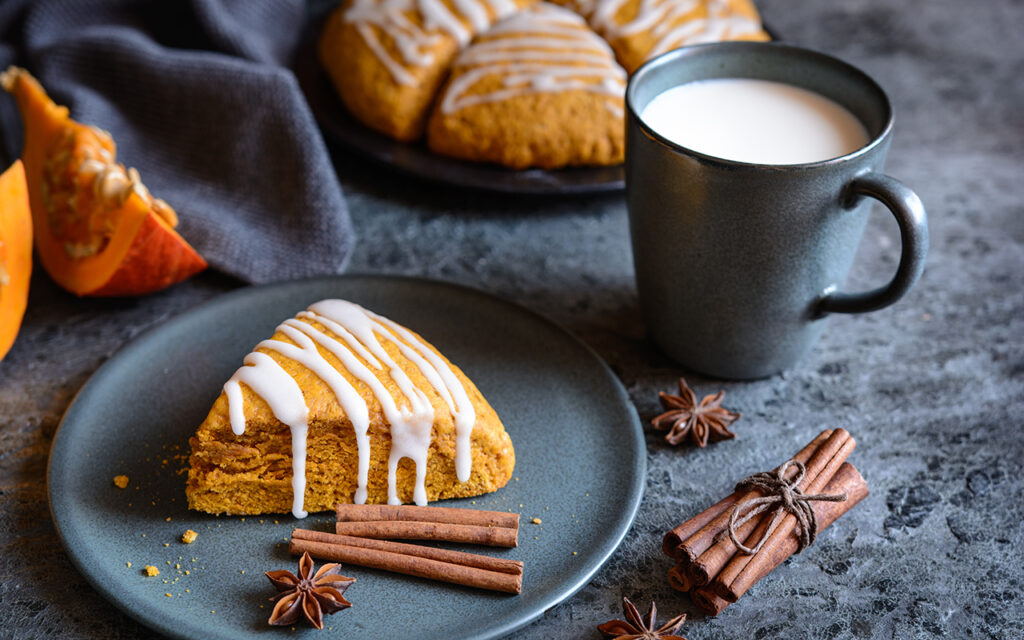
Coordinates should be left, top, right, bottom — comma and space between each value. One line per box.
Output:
0, 0, 354, 284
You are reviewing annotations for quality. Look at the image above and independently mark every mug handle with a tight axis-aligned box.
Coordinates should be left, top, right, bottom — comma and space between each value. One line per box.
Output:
817, 172, 929, 315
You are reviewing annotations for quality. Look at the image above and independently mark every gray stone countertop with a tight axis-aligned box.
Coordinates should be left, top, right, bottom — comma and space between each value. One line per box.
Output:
2, 0, 1022, 638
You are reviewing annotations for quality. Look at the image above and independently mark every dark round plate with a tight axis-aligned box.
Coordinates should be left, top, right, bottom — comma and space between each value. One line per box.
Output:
48, 275, 645, 640
292, 20, 625, 195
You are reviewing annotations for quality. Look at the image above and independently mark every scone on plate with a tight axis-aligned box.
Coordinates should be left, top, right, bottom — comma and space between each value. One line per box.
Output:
550, 0, 769, 72
426, 2, 626, 169
319, 0, 533, 141
187, 299, 515, 517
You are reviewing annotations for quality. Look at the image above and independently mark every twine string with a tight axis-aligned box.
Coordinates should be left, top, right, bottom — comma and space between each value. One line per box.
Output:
722, 460, 849, 556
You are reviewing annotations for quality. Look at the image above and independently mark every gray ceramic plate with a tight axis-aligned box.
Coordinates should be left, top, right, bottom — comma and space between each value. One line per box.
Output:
48, 275, 645, 640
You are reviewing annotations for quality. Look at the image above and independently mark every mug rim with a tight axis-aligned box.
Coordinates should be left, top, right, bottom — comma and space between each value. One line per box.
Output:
625, 41, 895, 170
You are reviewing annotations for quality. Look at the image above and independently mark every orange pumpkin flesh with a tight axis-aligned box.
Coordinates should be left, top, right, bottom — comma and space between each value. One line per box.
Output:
1, 67, 206, 296
0, 160, 31, 361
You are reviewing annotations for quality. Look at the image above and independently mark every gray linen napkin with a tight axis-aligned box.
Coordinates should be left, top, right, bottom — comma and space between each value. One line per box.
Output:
0, 0, 354, 284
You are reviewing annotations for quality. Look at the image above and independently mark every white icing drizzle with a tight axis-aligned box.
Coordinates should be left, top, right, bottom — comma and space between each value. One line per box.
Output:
344, 0, 521, 86
569, 0, 763, 62
257, 325, 373, 505
222, 300, 478, 516
440, 3, 626, 115
368, 311, 477, 483
223, 352, 310, 518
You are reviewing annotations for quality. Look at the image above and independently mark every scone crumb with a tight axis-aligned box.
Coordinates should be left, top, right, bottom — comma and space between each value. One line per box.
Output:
113, 475, 129, 489
144, 565, 160, 577
125, 561, 132, 568
182, 529, 198, 544
531, 517, 542, 525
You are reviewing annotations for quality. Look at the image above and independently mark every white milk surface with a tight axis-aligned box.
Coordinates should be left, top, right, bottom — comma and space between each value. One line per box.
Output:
640, 78, 870, 164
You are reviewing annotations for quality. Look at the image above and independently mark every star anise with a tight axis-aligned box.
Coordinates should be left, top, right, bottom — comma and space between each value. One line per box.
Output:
651, 378, 741, 447
265, 552, 355, 629
597, 597, 688, 640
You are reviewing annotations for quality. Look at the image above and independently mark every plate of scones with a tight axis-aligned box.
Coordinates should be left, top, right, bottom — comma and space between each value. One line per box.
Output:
298, 0, 771, 194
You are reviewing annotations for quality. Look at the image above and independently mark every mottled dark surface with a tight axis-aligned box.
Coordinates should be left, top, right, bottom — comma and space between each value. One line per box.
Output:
2, 0, 1022, 638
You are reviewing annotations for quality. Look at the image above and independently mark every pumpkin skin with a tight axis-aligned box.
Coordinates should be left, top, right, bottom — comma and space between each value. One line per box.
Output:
0, 160, 31, 361
1, 67, 206, 297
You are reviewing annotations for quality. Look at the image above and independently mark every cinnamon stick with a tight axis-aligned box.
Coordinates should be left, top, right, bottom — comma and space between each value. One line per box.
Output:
691, 586, 730, 616
672, 429, 836, 573
293, 529, 522, 574
688, 429, 853, 585
712, 462, 869, 603
334, 520, 518, 547
667, 563, 693, 592
336, 504, 520, 530
662, 492, 741, 561
290, 529, 523, 594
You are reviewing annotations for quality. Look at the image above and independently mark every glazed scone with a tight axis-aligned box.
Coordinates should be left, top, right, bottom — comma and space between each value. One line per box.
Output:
426, 3, 626, 169
187, 299, 515, 516
549, 0, 769, 72
319, 0, 533, 141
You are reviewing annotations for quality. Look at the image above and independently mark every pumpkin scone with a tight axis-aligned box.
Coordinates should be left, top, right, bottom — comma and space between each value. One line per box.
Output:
187, 299, 515, 517
557, 0, 769, 72
426, 2, 627, 169
319, 0, 534, 141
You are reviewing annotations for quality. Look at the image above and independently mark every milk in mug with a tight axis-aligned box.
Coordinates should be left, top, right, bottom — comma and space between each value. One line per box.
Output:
639, 78, 870, 165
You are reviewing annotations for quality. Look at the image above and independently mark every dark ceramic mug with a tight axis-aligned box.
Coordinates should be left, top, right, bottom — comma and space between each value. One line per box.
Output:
625, 42, 928, 380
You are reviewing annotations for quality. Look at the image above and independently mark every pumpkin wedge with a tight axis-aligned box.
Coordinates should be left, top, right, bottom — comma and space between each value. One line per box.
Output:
1, 67, 206, 296
0, 160, 31, 361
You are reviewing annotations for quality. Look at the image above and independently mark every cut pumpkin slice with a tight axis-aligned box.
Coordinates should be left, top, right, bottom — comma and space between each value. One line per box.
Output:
0, 160, 31, 361
1, 67, 206, 296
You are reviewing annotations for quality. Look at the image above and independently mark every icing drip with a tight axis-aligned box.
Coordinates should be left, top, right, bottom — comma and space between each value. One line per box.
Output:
223, 352, 310, 518
222, 300, 478, 516
571, 0, 763, 62
257, 325, 373, 505
440, 4, 626, 116
344, 0, 521, 86
368, 311, 477, 483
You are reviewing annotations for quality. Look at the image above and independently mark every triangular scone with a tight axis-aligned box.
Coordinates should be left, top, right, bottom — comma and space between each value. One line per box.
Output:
426, 3, 627, 169
319, 0, 535, 141
552, 0, 769, 73
187, 299, 515, 517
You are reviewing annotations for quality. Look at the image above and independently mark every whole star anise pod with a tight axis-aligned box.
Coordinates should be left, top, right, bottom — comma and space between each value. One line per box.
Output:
265, 552, 355, 629
597, 597, 688, 640
651, 378, 741, 447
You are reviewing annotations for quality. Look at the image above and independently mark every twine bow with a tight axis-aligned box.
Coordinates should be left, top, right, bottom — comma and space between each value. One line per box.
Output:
722, 460, 848, 555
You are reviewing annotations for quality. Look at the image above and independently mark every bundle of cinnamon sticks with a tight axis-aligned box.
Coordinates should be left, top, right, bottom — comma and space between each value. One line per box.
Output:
291, 504, 523, 594
662, 429, 868, 615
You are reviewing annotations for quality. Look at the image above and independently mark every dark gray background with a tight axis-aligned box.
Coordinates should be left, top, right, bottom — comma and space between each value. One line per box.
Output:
2, 0, 1022, 638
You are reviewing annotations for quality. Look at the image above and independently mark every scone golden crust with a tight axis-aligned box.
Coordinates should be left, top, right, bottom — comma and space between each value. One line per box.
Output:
556, 0, 769, 72
187, 300, 515, 516
318, 0, 533, 141
426, 3, 626, 169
